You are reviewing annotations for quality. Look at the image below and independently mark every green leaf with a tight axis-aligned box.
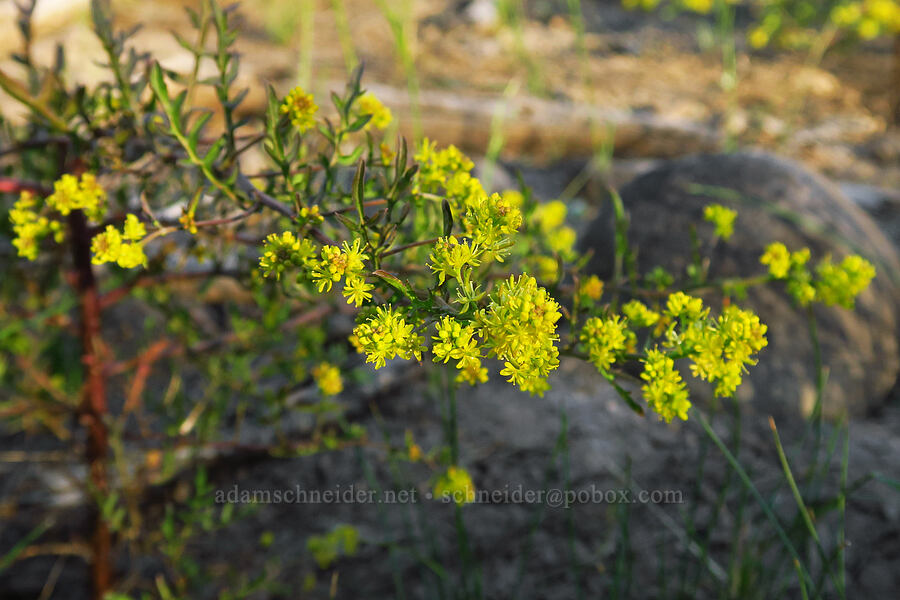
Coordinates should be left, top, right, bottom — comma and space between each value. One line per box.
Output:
442, 199, 453, 237
353, 160, 366, 225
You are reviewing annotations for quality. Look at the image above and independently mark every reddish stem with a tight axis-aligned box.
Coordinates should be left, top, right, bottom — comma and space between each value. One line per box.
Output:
69, 209, 113, 600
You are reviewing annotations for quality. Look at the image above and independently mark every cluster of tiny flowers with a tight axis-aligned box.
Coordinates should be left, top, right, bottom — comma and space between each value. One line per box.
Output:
352, 305, 425, 369
831, 0, 900, 39
280, 86, 318, 132
414, 138, 485, 210
310, 239, 373, 307
532, 200, 577, 258
432, 316, 488, 385
578, 275, 605, 303
640, 348, 690, 423
622, 299, 661, 328
580, 315, 630, 372
462, 192, 523, 251
760, 242, 875, 308
428, 236, 481, 285
47, 173, 107, 221
9, 191, 64, 260
475, 275, 561, 396
703, 203, 737, 241
356, 92, 392, 130
312, 362, 343, 396
623, 0, 713, 15
433, 466, 476, 506
91, 214, 148, 269
814, 254, 877, 309
663, 292, 768, 400
258, 231, 317, 280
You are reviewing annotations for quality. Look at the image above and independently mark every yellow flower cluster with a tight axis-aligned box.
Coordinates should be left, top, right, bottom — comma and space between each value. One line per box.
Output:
280, 86, 318, 132
357, 92, 392, 130
641, 348, 690, 422
622, 299, 661, 328
47, 173, 107, 221
702, 204, 737, 241
258, 231, 317, 280
662, 293, 768, 399
814, 254, 877, 309
760, 242, 875, 308
311, 239, 367, 293
312, 362, 343, 396
9, 191, 64, 260
462, 192, 523, 250
353, 305, 425, 369
428, 236, 481, 285
432, 316, 488, 385
831, 0, 900, 39
533, 200, 577, 257
433, 466, 476, 506
578, 275, 604, 303
683, 305, 769, 398
414, 138, 486, 210
580, 315, 630, 372
475, 274, 561, 396
760, 242, 809, 280
91, 214, 148, 269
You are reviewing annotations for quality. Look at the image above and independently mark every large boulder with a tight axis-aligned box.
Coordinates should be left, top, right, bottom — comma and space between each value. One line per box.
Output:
580, 152, 900, 419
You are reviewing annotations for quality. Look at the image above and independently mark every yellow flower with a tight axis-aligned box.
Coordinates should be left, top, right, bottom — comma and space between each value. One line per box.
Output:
380, 142, 395, 164
476, 275, 561, 396
122, 214, 147, 241
312, 362, 343, 396
641, 348, 690, 422
682, 0, 713, 14
357, 92, 392, 129
428, 236, 482, 284
433, 466, 476, 505
116, 242, 147, 269
91, 225, 123, 265
280, 86, 318, 131
749, 26, 770, 49
814, 254, 876, 308
353, 305, 425, 369
578, 275, 604, 302
665, 292, 707, 321
580, 316, 629, 372
622, 299, 660, 327
342, 275, 374, 307
702, 204, 737, 241
47, 173, 107, 221
258, 231, 317, 280
10, 191, 61, 260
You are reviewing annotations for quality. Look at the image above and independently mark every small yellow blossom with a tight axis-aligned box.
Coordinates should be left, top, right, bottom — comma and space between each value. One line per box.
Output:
641, 348, 691, 422
122, 214, 147, 241
580, 316, 629, 372
357, 92, 392, 129
342, 275, 374, 307
353, 305, 425, 369
579, 275, 604, 302
433, 466, 476, 505
47, 173, 107, 221
280, 86, 318, 131
258, 231, 317, 280
622, 299, 660, 328
312, 362, 343, 396
703, 204, 737, 241
476, 275, 561, 396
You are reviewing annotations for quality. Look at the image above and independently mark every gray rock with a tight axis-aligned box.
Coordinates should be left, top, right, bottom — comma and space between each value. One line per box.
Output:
580, 152, 900, 419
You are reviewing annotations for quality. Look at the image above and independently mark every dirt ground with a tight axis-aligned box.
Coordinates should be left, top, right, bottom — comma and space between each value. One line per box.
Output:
2, 0, 899, 188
